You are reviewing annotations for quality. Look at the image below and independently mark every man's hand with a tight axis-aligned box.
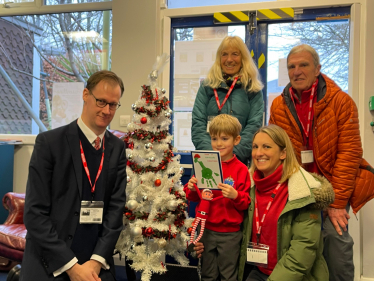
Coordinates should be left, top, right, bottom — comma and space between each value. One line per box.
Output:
66, 262, 101, 281
188, 176, 198, 191
193, 242, 204, 259
218, 183, 238, 199
326, 207, 350, 236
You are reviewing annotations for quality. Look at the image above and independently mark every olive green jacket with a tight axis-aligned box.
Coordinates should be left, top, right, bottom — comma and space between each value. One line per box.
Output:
238, 168, 334, 281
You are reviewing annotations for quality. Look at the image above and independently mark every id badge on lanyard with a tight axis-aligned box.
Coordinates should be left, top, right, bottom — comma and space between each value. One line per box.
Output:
289, 80, 318, 165
80, 201, 104, 224
301, 148, 314, 164
246, 242, 269, 268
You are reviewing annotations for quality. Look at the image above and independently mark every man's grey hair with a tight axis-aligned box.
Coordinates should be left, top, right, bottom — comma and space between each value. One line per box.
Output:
287, 44, 320, 67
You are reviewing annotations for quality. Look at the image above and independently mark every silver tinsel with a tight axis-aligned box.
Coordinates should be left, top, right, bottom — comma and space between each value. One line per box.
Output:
127, 200, 138, 210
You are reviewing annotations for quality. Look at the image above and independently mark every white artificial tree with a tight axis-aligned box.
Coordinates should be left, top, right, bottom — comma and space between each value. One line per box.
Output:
116, 54, 193, 281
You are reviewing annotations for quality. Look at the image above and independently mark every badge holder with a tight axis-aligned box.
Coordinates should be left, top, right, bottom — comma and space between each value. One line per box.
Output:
80, 201, 104, 224
206, 116, 215, 133
246, 242, 269, 268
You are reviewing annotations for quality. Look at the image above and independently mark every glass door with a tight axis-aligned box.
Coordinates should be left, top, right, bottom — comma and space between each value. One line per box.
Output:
170, 16, 246, 151
261, 7, 351, 123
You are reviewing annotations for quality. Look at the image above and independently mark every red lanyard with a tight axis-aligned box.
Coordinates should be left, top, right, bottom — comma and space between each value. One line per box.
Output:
289, 79, 318, 139
213, 76, 239, 112
254, 183, 282, 244
80, 136, 105, 195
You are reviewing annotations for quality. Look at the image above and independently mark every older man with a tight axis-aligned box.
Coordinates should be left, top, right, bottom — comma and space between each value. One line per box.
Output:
269, 44, 374, 281
21, 70, 127, 281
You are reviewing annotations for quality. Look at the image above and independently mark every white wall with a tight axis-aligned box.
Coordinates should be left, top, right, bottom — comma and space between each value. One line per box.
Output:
360, 0, 374, 279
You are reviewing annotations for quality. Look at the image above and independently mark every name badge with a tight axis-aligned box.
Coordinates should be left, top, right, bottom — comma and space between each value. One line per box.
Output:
80, 201, 104, 224
246, 242, 269, 268
301, 150, 314, 164
206, 116, 215, 133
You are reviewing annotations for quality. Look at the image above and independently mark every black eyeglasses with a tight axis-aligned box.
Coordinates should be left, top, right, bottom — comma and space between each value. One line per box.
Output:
90, 91, 121, 111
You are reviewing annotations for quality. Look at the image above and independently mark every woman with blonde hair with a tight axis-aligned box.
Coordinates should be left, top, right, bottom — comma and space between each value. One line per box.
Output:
192, 36, 264, 165
237, 124, 334, 281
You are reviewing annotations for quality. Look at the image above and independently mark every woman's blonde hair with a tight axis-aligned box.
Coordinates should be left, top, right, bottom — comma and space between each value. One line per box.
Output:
250, 124, 300, 183
204, 36, 263, 92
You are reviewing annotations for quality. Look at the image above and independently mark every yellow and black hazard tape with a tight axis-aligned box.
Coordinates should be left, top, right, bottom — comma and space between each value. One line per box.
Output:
257, 8, 294, 20
213, 11, 249, 24
214, 8, 294, 24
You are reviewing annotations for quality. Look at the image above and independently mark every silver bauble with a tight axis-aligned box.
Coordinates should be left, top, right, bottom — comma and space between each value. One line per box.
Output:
127, 176, 131, 183
126, 200, 138, 210
150, 70, 158, 80
145, 143, 153, 150
161, 88, 166, 94
167, 108, 173, 114
149, 156, 155, 162
179, 167, 185, 175
128, 154, 133, 160
168, 200, 178, 211
130, 226, 142, 237
157, 238, 167, 248
131, 104, 137, 111
143, 196, 148, 201
164, 112, 171, 118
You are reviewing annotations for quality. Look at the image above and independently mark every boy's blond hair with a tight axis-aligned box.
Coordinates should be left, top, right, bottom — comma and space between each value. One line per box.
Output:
209, 114, 242, 138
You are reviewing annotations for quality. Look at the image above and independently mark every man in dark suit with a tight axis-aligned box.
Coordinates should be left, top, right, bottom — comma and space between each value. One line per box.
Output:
20, 70, 127, 281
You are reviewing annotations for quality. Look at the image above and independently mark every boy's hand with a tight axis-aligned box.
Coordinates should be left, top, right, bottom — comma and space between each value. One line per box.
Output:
218, 183, 238, 199
188, 176, 198, 191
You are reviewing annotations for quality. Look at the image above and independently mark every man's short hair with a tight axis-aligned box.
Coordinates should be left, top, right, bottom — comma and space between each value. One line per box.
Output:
86, 70, 125, 97
287, 44, 320, 67
209, 114, 242, 138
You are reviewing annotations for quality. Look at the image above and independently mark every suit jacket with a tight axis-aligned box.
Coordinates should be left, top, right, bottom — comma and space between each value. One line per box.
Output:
20, 121, 127, 281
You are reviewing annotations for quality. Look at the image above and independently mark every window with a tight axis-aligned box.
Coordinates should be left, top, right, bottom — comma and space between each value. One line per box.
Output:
172, 23, 245, 151
167, 0, 273, 9
45, 0, 110, 4
0, 9, 112, 134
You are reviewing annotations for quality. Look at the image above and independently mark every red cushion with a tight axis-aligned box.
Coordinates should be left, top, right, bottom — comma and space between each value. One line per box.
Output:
0, 224, 26, 251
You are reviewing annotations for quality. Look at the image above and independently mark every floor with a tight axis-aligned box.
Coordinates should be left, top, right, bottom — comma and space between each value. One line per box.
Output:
0, 265, 139, 281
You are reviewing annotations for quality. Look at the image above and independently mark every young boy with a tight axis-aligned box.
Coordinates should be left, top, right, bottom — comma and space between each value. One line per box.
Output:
184, 114, 251, 281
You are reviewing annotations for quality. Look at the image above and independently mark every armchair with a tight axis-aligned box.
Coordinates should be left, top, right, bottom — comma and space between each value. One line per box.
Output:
0, 193, 26, 271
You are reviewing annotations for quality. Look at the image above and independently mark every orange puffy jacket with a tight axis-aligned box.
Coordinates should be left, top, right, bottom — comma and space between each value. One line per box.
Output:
270, 74, 374, 213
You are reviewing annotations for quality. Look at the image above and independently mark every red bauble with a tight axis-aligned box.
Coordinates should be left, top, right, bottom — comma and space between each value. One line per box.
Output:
140, 117, 147, 124
187, 227, 193, 235
154, 179, 161, 187
145, 227, 153, 237
125, 212, 132, 217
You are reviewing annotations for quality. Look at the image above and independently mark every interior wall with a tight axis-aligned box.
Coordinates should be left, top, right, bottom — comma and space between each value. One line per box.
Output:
361, 0, 374, 279
110, 0, 162, 131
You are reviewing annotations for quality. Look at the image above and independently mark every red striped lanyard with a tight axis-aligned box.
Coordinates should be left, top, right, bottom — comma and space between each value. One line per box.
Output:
80, 136, 105, 196
289, 79, 318, 139
254, 183, 282, 244
213, 76, 239, 112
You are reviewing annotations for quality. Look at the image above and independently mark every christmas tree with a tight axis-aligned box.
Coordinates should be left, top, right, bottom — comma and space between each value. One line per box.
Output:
115, 54, 193, 281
